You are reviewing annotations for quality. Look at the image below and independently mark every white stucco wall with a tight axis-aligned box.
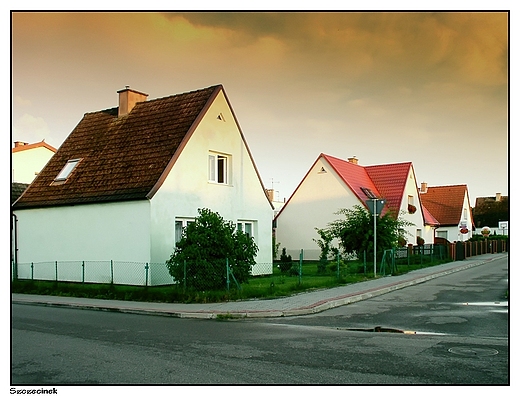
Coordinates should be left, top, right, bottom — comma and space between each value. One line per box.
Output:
150, 90, 273, 272
275, 157, 361, 260
12, 147, 55, 183
399, 168, 430, 244
14, 200, 151, 284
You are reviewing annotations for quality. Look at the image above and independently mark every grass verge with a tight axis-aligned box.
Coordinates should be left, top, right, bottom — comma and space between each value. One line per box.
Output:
11, 258, 451, 304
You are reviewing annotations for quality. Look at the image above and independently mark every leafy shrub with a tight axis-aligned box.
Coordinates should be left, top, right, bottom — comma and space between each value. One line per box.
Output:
278, 247, 293, 273
165, 208, 258, 291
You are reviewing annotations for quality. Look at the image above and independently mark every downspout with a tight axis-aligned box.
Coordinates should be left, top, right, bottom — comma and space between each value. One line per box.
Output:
11, 212, 18, 281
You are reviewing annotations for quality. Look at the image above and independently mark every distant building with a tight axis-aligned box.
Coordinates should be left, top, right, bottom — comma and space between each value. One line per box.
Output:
12, 140, 57, 184
274, 154, 438, 259
472, 193, 509, 235
420, 183, 474, 242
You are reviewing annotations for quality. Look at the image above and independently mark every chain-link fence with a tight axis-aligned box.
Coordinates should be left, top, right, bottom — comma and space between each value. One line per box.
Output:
12, 241, 505, 291
12, 260, 274, 288
13, 260, 174, 286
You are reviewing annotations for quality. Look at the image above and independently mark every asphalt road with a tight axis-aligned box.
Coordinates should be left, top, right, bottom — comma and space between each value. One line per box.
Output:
11, 255, 509, 386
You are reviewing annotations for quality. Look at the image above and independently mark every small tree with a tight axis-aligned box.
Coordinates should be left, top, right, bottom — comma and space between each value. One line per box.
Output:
165, 208, 258, 290
318, 205, 413, 262
313, 228, 339, 274
278, 247, 293, 274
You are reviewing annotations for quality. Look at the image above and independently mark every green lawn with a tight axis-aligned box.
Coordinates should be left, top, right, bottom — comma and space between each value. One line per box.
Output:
11, 256, 451, 303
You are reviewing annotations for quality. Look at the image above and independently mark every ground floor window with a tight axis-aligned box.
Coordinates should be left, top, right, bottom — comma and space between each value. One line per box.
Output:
237, 220, 255, 238
175, 218, 195, 244
436, 230, 448, 240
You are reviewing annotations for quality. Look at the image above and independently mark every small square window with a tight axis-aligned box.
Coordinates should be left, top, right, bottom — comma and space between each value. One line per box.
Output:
54, 159, 82, 182
237, 221, 255, 238
175, 218, 195, 244
209, 153, 229, 184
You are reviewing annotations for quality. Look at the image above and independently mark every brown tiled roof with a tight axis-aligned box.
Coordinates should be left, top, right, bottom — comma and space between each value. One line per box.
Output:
11, 182, 30, 205
420, 185, 468, 226
13, 85, 221, 209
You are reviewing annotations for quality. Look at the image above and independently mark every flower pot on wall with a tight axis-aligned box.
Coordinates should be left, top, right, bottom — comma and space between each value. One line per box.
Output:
408, 204, 417, 214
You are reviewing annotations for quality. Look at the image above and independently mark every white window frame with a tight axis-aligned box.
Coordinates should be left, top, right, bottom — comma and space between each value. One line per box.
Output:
436, 230, 448, 239
54, 158, 82, 182
209, 152, 230, 184
237, 220, 255, 238
175, 218, 195, 244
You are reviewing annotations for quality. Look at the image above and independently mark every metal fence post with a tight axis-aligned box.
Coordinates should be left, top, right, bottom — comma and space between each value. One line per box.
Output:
336, 251, 340, 279
183, 260, 187, 291
31, 262, 34, 280
55, 261, 58, 282
82, 261, 85, 283
145, 263, 149, 287
363, 251, 366, 275
110, 260, 114, 284
299, 249, 303, 285
226, 258, 230, 291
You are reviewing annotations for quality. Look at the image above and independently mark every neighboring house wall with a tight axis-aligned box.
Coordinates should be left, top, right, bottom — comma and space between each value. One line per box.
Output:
432, 200, 473, 242
14, 200, 153, 284
12, 143, 56, 183
149, 90, 273, 271
400, 168, 429, 244
15, 200, 151, 263
275, 156, 361, 260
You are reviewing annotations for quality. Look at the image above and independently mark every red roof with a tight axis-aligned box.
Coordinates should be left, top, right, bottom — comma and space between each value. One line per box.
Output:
12, 141, 57, 153
421, 204, 441, 226
420, 185, 469, 226
323, 154, 413, 217
366, 162, 412, 215
276, 153, 426, 221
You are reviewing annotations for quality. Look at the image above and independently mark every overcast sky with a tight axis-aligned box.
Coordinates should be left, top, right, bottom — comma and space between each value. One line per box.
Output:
11, 10, 510, 206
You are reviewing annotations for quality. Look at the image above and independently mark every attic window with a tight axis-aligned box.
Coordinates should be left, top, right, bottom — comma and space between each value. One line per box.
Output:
54, 159, 82, 182
209, 152, 229, 184
318, 167, 327, 174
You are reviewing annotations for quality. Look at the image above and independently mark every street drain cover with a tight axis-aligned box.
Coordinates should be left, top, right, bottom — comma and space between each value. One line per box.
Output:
448, 346, 499, 356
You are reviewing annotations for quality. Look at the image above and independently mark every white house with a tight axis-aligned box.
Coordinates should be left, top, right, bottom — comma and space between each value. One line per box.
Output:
419, 183, 474, 242
274, 154, 439, 260
12, 85, 274, 285
12, 140, 57, 183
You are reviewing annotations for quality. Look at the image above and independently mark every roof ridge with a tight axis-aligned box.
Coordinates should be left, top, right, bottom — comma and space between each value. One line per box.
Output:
85, 85, 223, 116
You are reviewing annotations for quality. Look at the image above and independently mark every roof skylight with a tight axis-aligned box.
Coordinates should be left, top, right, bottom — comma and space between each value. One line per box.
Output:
54, 159, 81, 182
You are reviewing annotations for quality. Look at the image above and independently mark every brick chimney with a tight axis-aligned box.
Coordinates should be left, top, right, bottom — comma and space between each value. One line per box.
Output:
496, 192, 502, 201
117, 86, 148, 117
347, 156, 358, 165
420, 182, 428, 193
14, 141, 27, 147
266, 189, 275, 202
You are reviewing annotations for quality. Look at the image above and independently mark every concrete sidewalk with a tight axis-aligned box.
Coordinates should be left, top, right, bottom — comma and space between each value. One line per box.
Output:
11, 253, 507, 319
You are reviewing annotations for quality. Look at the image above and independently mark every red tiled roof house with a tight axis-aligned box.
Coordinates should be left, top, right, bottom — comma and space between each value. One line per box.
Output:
12, 85, 274, 284
419, 183, 474, 242
274, 154, 439, 259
